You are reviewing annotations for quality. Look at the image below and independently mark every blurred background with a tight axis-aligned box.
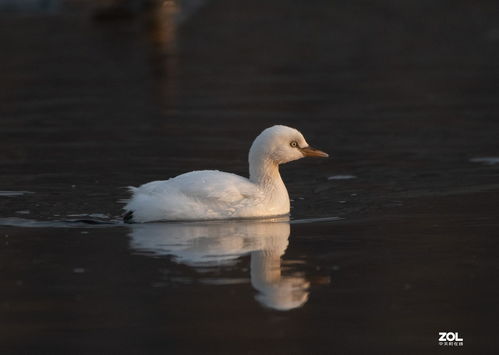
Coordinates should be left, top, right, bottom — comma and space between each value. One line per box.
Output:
1, 0, 498, 218
1, 0, 499, 220
0, 0, 498, 354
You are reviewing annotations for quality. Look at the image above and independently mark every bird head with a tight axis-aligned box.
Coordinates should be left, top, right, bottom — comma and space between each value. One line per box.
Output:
249, 125, 329, 165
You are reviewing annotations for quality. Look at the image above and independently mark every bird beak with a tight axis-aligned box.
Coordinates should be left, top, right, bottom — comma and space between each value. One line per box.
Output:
300, 146, 329, 158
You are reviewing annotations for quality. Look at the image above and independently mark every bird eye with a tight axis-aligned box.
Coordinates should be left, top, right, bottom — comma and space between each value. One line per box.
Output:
290, 141, 298, 148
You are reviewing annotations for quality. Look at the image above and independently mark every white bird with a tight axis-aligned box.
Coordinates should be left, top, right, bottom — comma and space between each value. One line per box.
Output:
123, 125, 328, 223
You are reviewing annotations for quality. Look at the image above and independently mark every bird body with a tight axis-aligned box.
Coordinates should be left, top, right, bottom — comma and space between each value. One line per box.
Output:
124, 125, 328, 223
124, 170, 286, 222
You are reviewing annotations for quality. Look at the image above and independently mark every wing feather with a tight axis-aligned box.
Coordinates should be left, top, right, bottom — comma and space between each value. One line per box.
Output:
124, 170, 265, 221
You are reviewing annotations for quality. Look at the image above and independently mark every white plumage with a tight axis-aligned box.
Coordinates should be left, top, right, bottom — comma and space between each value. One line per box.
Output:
123, 125, 328, 223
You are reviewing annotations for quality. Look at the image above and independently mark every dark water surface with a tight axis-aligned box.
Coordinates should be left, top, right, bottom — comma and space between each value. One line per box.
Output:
1, 0, 499, 354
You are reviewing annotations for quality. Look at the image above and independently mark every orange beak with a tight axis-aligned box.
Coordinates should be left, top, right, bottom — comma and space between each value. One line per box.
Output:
300, 146, 329, 158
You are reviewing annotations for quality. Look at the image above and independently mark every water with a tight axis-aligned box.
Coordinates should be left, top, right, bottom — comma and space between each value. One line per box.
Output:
0, 191, 33, 197
1, 0, 499, 353
1, 212, 497, 353
328, 175, 357, 180
470, 157, 499, 166
0, 0, 59, 13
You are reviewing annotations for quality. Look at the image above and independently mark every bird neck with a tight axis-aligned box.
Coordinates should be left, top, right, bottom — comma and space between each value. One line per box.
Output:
249, 157, 283, 188
249, 154, 291, 215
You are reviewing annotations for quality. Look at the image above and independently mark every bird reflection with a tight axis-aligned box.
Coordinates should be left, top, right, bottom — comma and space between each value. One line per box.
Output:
128, 219, 310, 311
